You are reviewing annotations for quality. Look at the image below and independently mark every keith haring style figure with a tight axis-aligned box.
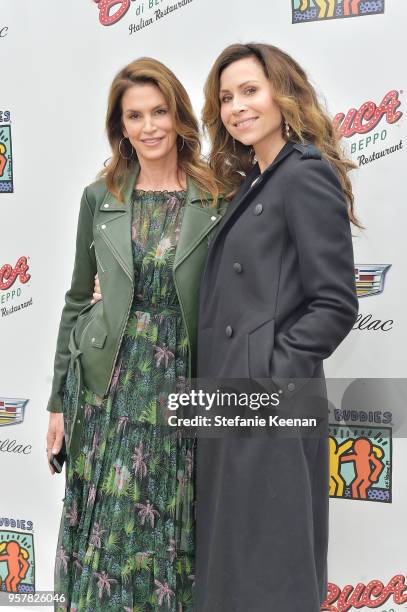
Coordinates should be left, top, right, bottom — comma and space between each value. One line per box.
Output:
340, 437, 385, 499
0, 541, 30, 593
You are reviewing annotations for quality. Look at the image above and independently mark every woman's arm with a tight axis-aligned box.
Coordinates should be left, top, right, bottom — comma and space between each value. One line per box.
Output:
270, 157, 358, 395
46, 187, 97, 412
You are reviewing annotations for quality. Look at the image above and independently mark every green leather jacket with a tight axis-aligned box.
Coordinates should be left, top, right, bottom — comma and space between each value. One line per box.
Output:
47, 165, 223, 459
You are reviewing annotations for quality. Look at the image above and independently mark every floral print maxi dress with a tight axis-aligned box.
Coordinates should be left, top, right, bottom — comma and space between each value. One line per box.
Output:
55, 190, 195, 612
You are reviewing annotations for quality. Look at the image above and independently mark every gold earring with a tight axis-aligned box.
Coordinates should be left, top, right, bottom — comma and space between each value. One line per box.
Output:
119, 137, 134, 160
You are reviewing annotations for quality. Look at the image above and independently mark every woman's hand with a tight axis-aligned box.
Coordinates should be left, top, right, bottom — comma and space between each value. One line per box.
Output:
90, 273, 102, 305
46, 413, 65, 475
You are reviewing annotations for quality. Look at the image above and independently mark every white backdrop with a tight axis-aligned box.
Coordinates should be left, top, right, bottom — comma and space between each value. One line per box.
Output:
1, 0, 406, 609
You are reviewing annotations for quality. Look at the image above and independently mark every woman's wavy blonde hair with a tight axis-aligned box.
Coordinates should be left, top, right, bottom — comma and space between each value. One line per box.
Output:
202, 43, 360, 226
99, 57, 221, 205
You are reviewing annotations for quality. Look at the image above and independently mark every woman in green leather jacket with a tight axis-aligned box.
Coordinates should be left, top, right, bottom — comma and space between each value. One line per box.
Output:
46, 57, 222, 611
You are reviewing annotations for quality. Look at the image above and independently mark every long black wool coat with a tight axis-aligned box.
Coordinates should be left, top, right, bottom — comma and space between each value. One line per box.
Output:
194, 140, 359, 612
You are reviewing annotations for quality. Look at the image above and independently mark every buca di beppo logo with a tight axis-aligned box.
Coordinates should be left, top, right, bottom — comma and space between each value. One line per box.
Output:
93, 0, 131, 26
93, 0, 194, 31
334, 90, 404, 166
0, 256, 30, 291
333, 90, 402, 138
0, 256, 33, 318
321, 574, 407, 611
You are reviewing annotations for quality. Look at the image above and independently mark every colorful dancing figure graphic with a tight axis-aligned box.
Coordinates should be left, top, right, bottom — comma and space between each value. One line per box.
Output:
0, 541, 30, 593
340, 437, 385, 499
329, 437, 354, 496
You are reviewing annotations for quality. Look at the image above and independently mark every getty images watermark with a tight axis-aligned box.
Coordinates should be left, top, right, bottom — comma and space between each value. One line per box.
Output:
166, 389, 318, 429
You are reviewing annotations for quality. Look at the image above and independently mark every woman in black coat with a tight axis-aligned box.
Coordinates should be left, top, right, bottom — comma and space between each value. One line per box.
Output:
194, 43, 359, 612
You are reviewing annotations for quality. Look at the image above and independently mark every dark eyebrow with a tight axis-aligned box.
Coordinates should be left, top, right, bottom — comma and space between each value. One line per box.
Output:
219, 80, 260, 94
124, 104, 168, 113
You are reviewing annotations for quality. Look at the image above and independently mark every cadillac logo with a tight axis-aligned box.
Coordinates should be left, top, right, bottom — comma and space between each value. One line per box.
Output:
355, 264, 391, 298
0, 397, 28, 426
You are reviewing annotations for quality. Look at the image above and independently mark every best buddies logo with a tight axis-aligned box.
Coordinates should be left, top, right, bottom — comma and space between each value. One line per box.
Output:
333, 90, 404, 167
93, 0, 194, 34
0, 110, 13, 193
0, 518, 35, 594
329, 424, 392, 502
0, 256, 33, 318
292, 0, 385, 23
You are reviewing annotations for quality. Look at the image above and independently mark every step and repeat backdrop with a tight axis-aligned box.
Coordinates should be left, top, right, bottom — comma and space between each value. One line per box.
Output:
1, 0, 406, 610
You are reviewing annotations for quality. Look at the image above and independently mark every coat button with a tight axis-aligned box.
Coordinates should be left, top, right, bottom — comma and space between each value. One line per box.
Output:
104, 203, 109, 208
91, 337, 96, 343
225, 325, 233, 338
254, 203, 263, 215
233, 262, 243, 273
287, 382, 295, 392
101, 224, 106, 229
211, 215, 217, 221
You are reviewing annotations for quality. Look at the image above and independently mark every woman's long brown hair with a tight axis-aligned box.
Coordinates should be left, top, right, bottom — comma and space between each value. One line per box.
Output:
202, 43, 361, 227
99, 57, 221, 206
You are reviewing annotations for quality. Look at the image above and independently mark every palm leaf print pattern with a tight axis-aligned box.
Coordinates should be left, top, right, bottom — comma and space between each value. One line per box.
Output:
55, 190, 195, 611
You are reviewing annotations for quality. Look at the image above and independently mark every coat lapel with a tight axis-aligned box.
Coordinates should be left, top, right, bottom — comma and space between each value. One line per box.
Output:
206, 140, 296, 260
96, 142, 294, 283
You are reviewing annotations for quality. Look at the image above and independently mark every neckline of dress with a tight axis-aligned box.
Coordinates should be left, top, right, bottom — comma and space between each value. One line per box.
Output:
134, 188, 187, 195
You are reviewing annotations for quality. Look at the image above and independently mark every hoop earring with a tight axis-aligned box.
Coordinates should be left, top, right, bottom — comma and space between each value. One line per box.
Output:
119, 137, 134, 160
284, 120, 291, 139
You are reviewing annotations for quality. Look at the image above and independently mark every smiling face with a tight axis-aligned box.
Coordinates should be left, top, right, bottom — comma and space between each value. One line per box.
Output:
219, 56, 284, 153
121, 82, 178, 164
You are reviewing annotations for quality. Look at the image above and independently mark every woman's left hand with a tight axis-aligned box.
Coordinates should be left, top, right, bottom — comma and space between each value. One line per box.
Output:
46, 412, 64, 475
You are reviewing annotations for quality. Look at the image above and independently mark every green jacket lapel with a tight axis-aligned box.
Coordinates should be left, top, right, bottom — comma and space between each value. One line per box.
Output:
97, 165, 140, 282
174, 175, 222, 270
96, 165, 222, 280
